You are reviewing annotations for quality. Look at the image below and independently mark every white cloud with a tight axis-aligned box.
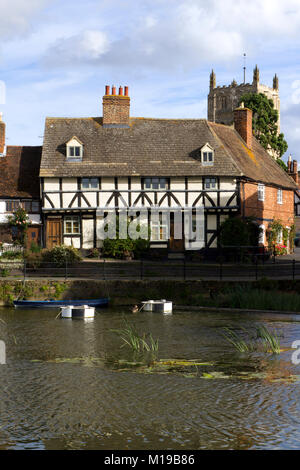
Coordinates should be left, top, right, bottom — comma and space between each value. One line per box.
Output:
44, 30, 110, 66
0, 0, 51, 40
41, 0, 300, 72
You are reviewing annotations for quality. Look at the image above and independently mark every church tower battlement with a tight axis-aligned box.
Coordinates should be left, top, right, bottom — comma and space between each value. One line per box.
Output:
207, 66, 280, 131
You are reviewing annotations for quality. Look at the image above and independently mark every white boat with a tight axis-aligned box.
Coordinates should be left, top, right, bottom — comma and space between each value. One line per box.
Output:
60, 305, 95, 319
141, 299, 172, 314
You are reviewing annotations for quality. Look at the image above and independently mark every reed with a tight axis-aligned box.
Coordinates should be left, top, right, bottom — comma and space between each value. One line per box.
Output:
221, 327, 255, 353
256, 325, 281, 354
221, 325, 281, 354
111, 318, 159, 353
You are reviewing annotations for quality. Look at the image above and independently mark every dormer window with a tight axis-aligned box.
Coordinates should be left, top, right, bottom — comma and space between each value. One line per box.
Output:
66, 136, 83, 161
200, 143, 214, 166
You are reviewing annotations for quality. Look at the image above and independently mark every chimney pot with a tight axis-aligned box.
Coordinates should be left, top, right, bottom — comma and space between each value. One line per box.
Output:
105, 85, 110, 95
102, 84, 130, 127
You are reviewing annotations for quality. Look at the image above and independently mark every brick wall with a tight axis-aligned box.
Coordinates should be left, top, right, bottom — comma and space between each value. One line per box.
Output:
242, 180, 295, 248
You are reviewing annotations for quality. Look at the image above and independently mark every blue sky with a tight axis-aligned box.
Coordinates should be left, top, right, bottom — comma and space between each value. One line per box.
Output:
1, 0, 300, 163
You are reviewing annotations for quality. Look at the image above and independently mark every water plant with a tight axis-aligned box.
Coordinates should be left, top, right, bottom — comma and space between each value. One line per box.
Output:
221, 327, 255, 353
111, 318, 159, 353
256, 325, 281, 354
221, 325, 282, 355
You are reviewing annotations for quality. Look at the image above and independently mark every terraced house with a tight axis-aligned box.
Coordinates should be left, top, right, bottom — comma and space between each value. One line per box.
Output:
0, 114, 42, 248
39, 85, 297, 255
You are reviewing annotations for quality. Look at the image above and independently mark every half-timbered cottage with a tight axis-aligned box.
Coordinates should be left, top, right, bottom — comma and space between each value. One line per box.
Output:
39, 86, 297, 254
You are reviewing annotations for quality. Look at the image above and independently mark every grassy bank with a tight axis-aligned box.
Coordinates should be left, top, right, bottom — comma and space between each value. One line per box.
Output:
0, 278, 300, 312
0, 279, 300, 312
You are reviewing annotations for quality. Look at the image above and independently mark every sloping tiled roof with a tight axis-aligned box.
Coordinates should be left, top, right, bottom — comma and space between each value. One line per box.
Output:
0, 146, 42, 198
208, 122, 297, 189
40, 116, 297, 189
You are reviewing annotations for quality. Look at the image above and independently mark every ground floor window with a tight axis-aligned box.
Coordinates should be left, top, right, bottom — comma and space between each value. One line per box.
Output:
64, 216, 80, 234
151, 218, 169, 241
258, 224, 265, 244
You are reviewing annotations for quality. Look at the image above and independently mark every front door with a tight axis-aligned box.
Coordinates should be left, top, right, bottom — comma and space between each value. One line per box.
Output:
169, 221, 184, 251
26, 226, 41, 249
47, 219, 62, 249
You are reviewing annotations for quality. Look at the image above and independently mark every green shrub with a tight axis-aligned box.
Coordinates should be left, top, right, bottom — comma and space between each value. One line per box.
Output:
30, 241, 42, 253
24, 251, 43, 269
88, 248, 101, 258
1, 269, 10, 277
42, 245, 82, 267
0, 251, 23, 260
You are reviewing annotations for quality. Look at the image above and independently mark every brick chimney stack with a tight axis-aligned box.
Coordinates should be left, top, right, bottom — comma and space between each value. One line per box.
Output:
233, 103, 253, 149
292, 160, 298, 185
102, 85, 130, 128
287, 155, 299, 185
0, 113, 5, 154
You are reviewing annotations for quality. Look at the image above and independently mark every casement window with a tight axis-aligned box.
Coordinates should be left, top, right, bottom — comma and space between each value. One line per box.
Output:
144, 178, 167, 190
277, 188, 283, 204
258, 184, 265, 202
204, 177, 217, 189
258, 224, 265, 244
150, 214, 169, 241
64, 216, 80, 235
5, 200, 21, 212
81, 178, 99, 189
277, 228, 283, 244
68, 146, 81, 158
151, 222, 168, 241
200, 143, 214, 166
66, 136, 83, 161
5, 200, 40, 213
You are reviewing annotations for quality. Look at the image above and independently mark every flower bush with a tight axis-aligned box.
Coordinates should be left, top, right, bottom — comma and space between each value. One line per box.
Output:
274, 244, 287, 256
8, 207, 29, 229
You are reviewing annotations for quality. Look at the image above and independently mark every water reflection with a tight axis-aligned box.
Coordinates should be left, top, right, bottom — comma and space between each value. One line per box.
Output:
0, 307, 300, 449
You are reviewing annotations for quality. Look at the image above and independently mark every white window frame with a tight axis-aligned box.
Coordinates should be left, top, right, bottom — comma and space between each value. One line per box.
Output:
81, 178, 99, 189
277, 228, 283, 244
204, 177, 217, 189
258, 184, 265, 202
277, 188, 283, 205
150, 219, 169, 241
66, 137, 83, 161
201, 143, 214, 167
258, 224, 265, 244
144, 178, 167, 190
64, 216, 80, 235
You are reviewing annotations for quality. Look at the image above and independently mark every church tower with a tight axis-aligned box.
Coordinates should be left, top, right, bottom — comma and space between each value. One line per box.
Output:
207, 65, 280, 132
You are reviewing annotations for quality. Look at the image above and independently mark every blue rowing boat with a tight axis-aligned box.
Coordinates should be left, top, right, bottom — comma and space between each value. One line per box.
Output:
13, 298, 109, 308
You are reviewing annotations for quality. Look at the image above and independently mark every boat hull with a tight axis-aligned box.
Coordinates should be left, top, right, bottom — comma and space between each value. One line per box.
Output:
13, 298, 109, 308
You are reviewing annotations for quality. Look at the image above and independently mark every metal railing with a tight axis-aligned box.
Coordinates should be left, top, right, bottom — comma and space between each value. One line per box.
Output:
0, 257, 298, 281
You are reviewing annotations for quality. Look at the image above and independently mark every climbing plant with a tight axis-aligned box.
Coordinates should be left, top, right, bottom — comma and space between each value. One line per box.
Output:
7, 207, 29, 246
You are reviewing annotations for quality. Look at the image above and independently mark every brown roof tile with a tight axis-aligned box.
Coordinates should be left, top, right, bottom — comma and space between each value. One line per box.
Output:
40, 116, 296, 189
0, 146, 42, 198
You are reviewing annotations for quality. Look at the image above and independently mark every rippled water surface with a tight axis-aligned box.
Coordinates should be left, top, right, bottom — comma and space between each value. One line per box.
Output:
1, 306, 300, 450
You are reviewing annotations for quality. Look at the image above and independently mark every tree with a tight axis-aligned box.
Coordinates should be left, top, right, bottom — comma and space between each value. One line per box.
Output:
239, 93, 288, 163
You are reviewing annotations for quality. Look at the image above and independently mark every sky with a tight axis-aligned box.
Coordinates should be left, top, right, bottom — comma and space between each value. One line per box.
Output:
1, 0, 300, 163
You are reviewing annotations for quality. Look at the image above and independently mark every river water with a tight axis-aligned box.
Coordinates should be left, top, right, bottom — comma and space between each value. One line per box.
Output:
1, 307, 300, 450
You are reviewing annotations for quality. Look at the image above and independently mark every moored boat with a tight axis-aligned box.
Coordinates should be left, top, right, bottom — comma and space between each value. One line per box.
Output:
13, 298, 109, 308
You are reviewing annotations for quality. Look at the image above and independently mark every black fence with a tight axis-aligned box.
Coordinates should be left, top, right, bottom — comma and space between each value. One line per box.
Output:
1, 257, 299, 281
